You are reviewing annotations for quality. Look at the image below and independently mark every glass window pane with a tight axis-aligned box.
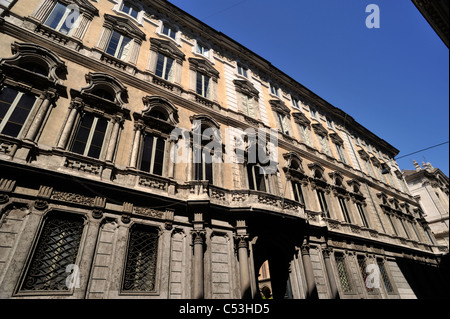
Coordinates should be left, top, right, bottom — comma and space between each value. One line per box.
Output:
71, 113, 94, 155
106, 31, 121, 56
155, 54, 165, 78
152, 137, 165, 176
58, 6, 79, 35
140, 135, 154, 173
196, 73, 203, 96
0, 86, 19, 124
164, 57, 174, 80
44, 3, 67, 30
87, 117, 108, 159
1, 92, 36, 137
117, 36, 132, 61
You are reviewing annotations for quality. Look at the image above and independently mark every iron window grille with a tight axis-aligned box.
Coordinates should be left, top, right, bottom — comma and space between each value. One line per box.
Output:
19, 213, 85, 292
357, 255, 375, 293
335, 252, 353, 293
122, 226, 159, 292
377, 259, 394, 293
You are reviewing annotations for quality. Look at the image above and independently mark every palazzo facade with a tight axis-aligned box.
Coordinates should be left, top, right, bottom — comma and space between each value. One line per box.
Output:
0, 0, 448, 299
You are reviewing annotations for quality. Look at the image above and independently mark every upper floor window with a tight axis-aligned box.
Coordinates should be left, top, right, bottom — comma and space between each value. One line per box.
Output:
106, 30, 133, 61
196, 43, 210, 58
292, 180, 305, 205
277, 112, 290, 135
155, 53, 174, 81
44, 2, 80, 36
0, 86, 37, 138
248, 164, 269, 192
196, 72, 211, 98
237, 64, 248, 78
270, 83, 280, 97
338, 197, 352, 223
356, 203, 369, 228
292, 96, 300, 109
317, 189, 330, 218
377, 259, 394, 294
70, 113, 109, 159
241, 94, 256, 117
335, 143, 347, 164
310, 106, 319, 120
30, 0, 98, 41
120, 1, 139, 19
162, 22, 177, 40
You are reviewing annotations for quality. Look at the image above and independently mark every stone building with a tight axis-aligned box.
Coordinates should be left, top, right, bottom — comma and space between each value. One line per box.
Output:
0, 0, 447, 299
403, 161, 449, 248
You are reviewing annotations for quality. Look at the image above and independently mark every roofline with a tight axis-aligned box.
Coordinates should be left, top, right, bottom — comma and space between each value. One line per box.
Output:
150, 0, 400, 156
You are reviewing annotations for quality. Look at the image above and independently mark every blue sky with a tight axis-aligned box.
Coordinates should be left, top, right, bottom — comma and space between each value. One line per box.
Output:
168, 0, 449, 176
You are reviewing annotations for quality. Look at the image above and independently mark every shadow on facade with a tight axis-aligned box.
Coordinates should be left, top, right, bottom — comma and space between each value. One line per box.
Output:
396, 253, 449, 299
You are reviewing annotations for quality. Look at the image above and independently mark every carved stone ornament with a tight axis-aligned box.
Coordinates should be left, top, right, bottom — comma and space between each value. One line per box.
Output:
34, 200, 48, 211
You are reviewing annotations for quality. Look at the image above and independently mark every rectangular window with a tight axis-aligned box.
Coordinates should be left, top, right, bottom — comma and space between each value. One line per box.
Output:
357, 255, 375, 293
155, 53, 174, 81
241, 94, 255, 117
270, 84, 279, 97
248, 164, 267, 192
196, 43, 210, 58
70, 113, 108, 159
277, 113, 290, 135
377, 259, 394, 293
120, 1, 139, 19
335, 252, 352, 293
310, 107, 318, 120
106, 30, 132, 61
338, 197, 352, 223
292, 181, 305, 205
194, 148, 213, 184
20, 213, 85, 291
44, 2, 80, 35
319, 135, 331, 155
335, 143, 347, 164
162, 23, 176, 39
140, 134, 166, 176
386, 213, 398, 236
0, 86, 36, 138
123, 226, 159, 292
356, 203, 369, 228
298, 124, 311, 146
292, 97, 300, 109
317, 189, 330, 218
196, 72, 210, 98
237, 64, 248, 78
399, 218, 411, 239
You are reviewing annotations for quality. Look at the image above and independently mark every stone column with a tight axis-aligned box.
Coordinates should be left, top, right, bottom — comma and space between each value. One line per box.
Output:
192, 229, 205, 299
236, 235, 251, 299
322, 247, 339, 299
105, 115, 122, 163
56, 100, 82, 150
128, 122, 144, 169
25, 91, 57, 142
191, 212, 205, 299
300, 244, 317, 299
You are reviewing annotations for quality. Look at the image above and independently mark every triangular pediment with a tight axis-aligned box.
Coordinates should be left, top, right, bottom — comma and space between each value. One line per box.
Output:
104, 14, 146, 41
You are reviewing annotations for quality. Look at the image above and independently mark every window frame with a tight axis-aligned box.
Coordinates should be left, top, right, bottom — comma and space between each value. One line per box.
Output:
0, 86, 38, 138
196, 71, 211, 98
105, 30, 133, 62
154, 53, 175, 81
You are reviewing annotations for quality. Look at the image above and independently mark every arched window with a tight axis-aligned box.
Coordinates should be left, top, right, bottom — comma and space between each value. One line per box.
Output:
0, 43, 66, 147
59, 73, 128, 163
129, 96, 179, 178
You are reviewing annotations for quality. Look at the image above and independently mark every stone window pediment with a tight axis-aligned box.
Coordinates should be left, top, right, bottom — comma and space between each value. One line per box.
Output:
282, 152, 307, 181
104, 14, 146, 43
150, 37, 185, 63
269, 99, 290, 116
292, 112, 311, 126
233, 79, 259, 101
0, 42, 67, 88
311, 121, 328, 136
188, 57, 219, 80
135, 96, 179, 133
329, 131, 343, 145
70, 72, 129, 115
